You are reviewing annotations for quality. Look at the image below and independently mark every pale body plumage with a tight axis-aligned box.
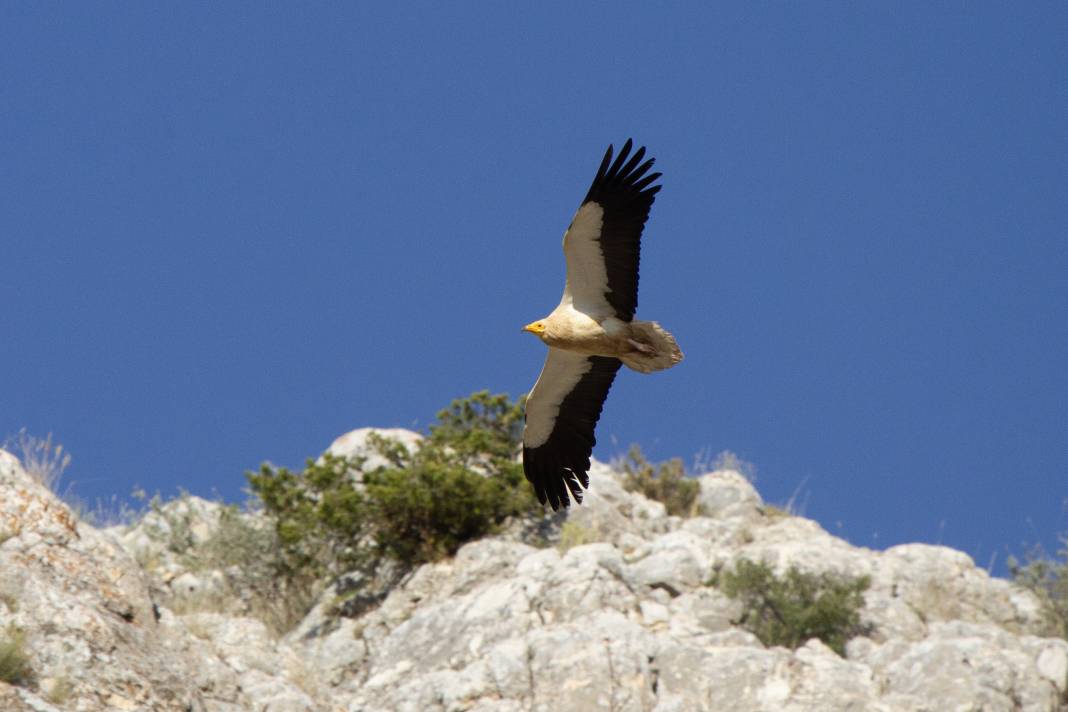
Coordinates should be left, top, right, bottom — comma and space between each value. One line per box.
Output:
521, 140, 683, 510
526, 201, 681, 372
537, 306, 627, 355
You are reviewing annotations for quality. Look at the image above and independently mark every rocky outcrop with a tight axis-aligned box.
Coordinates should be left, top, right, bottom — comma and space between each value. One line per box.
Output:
0, 449, 333, 711
1, 449, 215, 711
2, 430, 1067, 711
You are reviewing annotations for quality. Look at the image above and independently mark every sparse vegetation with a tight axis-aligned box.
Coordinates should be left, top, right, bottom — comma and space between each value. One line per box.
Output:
95, 391, 541, 635
620, 445, 699, 517
557, 521, 603, 552
692, 447, 757, 481
3, 429, 71, 491
142, 493, 203, 558
3, 430, 138, 528
44, 675, 74, 705
760, 504, 792, 520
68, 492, 147, 528
0, 626, 33, 686
0, 592, 18, 613
712, 559, 871, 656
138, 494, 316, 635
1009, 534, 1068, 639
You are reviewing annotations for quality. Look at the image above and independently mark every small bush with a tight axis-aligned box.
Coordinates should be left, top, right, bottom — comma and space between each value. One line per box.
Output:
230, 459, 366, 633
247, 391, 538, 576
248, 454, 371, 581
364, 392, 535, 562
0, 626, 33, 686
427, 390, 526, 463
1009, 535, 1068, 639
621, 445, 699, 517
363, 454, 533, 564
713, 559, 871, 656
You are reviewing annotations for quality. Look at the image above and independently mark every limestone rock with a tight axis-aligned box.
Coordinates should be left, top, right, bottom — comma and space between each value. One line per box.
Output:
695, 468, 763, 522
325, 427, 423, 470
4, 441, 1067, 712
1, 450, 215, 711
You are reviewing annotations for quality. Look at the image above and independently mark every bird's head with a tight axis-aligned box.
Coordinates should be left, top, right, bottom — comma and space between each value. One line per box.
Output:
523, 320, 548, 338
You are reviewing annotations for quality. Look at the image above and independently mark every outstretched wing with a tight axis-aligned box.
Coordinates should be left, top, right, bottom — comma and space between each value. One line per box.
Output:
523, 349, 622, 510
560, 139, 662, 322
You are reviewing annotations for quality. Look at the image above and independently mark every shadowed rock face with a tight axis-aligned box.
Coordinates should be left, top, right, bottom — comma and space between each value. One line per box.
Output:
3, 437, 1068, 711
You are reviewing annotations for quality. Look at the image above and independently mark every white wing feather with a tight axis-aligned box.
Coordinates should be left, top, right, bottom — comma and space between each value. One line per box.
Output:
560, 202, 614, 320
523, 349, 592, 448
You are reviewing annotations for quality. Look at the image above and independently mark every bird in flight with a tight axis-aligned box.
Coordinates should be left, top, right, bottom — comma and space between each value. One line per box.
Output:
522, 139, 683, 510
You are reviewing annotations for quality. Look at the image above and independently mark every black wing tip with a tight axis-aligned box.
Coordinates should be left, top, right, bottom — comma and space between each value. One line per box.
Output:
585, 138, 662, 204
523, 445, 590, 511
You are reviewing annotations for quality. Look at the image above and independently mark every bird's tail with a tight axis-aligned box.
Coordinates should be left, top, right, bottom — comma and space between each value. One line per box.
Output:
620, 320, 684, 374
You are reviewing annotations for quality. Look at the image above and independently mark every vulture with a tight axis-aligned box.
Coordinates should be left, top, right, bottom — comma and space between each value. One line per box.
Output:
522, 139, 683, 510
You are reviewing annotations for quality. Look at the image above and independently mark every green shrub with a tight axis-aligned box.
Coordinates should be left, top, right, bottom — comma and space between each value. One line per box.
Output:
248, 454, 370, 580
621, 445, 699, 517
363, 451, 533, 564
0, 626, 33, 686
713, 559, 871, 656
1009, 536, 1068, 639
365, 391, 534, 562
427, 390, 526, 462
247, 391, 538, 576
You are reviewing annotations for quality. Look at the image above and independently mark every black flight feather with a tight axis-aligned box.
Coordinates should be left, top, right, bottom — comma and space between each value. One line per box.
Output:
522, 356, 622, 510
580, 139, 662, 322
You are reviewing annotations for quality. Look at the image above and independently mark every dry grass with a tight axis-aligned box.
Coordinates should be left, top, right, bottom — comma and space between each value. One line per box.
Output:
693, 447, 757, 481
44, 675, 75, 705
557, 520, 604, 552
0, 626, 33, 686
619, 445, 699, 517
0, 592, 18, 613
3, 429, 71, 492
1009, 534, 1068, 639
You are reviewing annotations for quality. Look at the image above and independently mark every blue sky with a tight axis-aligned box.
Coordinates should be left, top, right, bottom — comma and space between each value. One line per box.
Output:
2, 3, 1066, 574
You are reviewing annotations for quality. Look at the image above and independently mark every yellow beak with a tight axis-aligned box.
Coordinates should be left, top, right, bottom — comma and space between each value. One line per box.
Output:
523, 322, 542, 334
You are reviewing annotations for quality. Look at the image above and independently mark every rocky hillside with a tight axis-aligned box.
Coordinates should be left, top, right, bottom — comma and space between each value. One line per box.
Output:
2, 431, 1067, 711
